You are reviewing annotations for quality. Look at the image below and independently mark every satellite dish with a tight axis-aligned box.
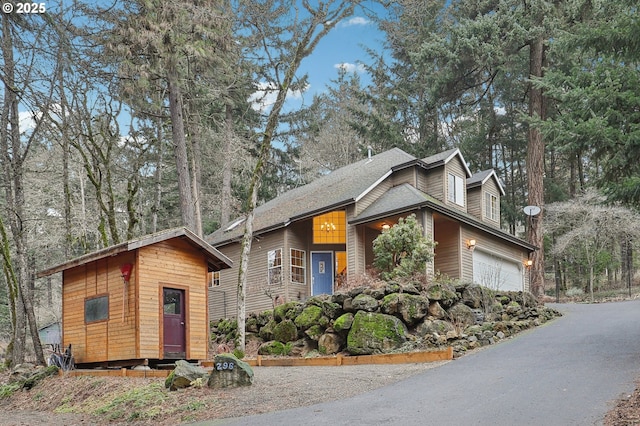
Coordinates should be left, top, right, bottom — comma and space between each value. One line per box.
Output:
523, 205, 541, 216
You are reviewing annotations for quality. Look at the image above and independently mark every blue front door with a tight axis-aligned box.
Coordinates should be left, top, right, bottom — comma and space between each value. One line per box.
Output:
311, 252, 334, 295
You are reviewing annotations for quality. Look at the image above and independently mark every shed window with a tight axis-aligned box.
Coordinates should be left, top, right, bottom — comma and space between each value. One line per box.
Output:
268, 248, 283, 285
448, 173, 464, 206
85, 295, 108, 323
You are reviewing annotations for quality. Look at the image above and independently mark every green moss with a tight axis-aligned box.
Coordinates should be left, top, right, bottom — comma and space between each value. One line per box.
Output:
294, 305, 323, 329
333, 313, 354, 333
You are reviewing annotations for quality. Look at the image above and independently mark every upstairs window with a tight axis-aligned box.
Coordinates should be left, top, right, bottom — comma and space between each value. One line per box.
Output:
448, 173, 465, 206
313, 211, 346, 244
485, 192, 498, 221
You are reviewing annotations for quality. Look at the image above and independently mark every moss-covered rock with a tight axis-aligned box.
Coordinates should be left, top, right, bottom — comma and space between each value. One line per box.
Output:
333, 313, 354, 334
258, 340, 290, 356
425, 283, 459, 308
272, 319, 298, 343
294, 305, 324, 329
304, 324, 325, 341
258, 319, 276, 341
346, 311, 407, 355
273, 301, 303, 321
351, 294, 379, 312
380, 293, 430, 326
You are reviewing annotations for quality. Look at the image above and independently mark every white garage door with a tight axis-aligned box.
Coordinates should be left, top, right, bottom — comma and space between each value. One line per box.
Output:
473, 250, 523, 291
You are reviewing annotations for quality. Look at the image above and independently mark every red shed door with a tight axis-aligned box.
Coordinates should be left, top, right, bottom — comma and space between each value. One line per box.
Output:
163, 288, 186, 358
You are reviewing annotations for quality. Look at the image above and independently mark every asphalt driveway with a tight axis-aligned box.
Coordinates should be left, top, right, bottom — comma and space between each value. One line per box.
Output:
213, 300, 640, 426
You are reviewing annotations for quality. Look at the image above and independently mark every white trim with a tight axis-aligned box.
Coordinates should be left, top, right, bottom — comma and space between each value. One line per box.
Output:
446, 148, 473, 178
290, 248, 306, 285
355, 170, 393, 202
310, 251, 334, 295
480, 170, 506, 196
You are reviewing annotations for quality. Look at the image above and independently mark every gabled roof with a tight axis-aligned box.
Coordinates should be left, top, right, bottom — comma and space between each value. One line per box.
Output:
351, 184, 535, 252
207, 148, 415, 245
38, 227, 233, 278
422, 148, 473, 177
467, 169, 506, 196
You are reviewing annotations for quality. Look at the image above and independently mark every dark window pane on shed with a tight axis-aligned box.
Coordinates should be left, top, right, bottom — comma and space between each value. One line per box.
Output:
85, 296, 109, 323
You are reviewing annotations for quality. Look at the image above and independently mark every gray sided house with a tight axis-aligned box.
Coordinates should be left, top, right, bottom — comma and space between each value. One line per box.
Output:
206, 147, 535, 320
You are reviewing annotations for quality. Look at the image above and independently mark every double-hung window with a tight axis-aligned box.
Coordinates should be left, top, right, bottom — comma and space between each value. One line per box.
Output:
448, 173, 465, 206
485, 192, 498, 221
268, 248, 283, 285
290, 249, 306, 284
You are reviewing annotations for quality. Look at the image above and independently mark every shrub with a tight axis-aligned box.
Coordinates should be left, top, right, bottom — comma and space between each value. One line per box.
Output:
566, 287, 584, 297
373, 214, 436, 280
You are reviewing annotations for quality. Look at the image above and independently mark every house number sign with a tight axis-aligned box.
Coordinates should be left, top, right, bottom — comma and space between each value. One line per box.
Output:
216, 361, 235, 371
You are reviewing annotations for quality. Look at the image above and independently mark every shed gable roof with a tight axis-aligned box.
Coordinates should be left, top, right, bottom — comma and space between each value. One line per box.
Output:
38, 227, 232, 277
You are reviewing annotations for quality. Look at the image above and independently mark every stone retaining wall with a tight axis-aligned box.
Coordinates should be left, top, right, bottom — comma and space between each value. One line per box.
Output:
210, 280, 562, 358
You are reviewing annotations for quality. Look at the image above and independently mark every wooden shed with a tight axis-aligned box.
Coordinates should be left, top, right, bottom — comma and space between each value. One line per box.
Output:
38, 227, 232, 367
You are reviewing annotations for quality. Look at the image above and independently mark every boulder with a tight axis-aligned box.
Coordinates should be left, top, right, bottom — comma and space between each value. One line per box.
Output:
258, 319, 276, 340
208, 353, 253, 389
304, 324, 325, 341
165, 360, 209, 391
428, 301, 447, 319
333, 312, 354, 334
273, 301, 303, 321
346, 311, 407, 355
294, 305, 327, 329
351, 294, 379, 312
380, 293, 430, 326
425, 283, 459, 308
462, 284, 490, 309
318, 332, 344, 355
416, 319, 456, 338
447, 303, 477, 327
258, 340, 289, 355
272, 319, 298, 343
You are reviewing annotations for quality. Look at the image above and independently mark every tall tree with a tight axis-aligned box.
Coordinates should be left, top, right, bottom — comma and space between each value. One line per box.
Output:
106, 0, 233, 236
233, 0, 362, 350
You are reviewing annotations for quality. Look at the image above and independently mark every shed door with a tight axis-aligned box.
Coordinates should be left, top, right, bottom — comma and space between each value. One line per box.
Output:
311, 252, 334, 295
163, 288, 186, 358
473, 250, 523, 292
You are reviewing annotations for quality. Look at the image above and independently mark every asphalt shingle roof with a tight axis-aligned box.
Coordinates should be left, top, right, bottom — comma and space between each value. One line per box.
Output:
207, 148, 415, 245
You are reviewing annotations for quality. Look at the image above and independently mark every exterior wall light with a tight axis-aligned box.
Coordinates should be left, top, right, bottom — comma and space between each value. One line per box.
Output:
467, 239, 477, 250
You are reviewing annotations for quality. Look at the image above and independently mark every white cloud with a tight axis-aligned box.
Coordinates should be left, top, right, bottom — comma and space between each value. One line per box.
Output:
248, 81, 308, 112
334, 62, 366, 74
341, 16, 369, 27
19, 110, 40, 133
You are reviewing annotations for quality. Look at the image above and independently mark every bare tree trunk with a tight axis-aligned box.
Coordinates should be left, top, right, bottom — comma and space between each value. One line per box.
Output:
220, 102, 234, 227
167, 64, 196, 232
527, 33, 546, 297
152, 115, 164, 234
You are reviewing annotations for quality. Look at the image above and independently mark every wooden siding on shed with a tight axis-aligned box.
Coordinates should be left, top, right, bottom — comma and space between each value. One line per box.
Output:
138, 239, 209, 361
62, 253, 137, 364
